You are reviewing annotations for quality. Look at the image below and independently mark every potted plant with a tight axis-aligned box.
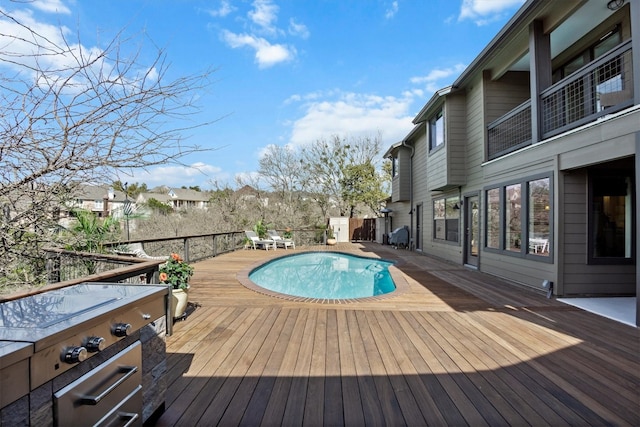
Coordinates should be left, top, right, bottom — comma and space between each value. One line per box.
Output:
159, 253, 194, 319
283, 227, 293, 239
326, 226, 337, 246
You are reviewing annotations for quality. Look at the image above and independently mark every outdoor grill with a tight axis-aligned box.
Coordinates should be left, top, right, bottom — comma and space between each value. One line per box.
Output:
0, 283, 168, 426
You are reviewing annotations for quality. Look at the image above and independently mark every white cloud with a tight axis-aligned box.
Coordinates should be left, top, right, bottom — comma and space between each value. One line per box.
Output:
283, 89, 338, 105
288, 18, 309, 39
221, 30, 295, 68
124, 163, 227, 189
385, 1, 399, 20
0, 9, 80, 78
31, 0, 71, 14
207, 0, 235, 18
287, 91, 415, 148
248, 0, 279, 35
213, 0, 306, 69
410, 63, 467, 92
458, 0, 525, 26
0, 5, 160, 96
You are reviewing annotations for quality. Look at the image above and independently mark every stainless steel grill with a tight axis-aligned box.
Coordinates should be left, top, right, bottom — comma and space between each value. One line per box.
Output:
0, 283, 167, 426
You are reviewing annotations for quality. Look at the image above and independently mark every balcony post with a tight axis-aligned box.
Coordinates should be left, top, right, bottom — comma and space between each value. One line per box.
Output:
631, 0, 640, 105
529, 19, 552, 144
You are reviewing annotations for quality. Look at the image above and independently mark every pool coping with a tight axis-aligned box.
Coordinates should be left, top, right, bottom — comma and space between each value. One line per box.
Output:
236, 249, 410, 304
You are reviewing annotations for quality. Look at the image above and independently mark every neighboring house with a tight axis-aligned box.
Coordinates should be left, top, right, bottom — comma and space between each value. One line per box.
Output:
136, 192, 173, 207
236, 185, 269, 207
385, 0, 639, 325
137, 187, 210, 211
64, 184, 129, 219
167, 188, 210, 210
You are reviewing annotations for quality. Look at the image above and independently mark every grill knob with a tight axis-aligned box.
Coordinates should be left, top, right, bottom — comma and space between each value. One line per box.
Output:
112, 323, 131, 337
63, 346, 87, 364
84, 336, 106, 352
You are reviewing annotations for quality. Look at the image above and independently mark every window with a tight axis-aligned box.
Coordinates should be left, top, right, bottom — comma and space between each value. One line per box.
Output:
589, 172, 633, 263
433, 196, 459, 242
484, 175, 552, 260
594, 26, 621, 59
553, 25, 621, 83
392, 156, 399, 177
528, 178, 550, 257
506, 184, 522, 252
93, 200, 103, 210
429, 110, 444, 150
486, 188, 500, 249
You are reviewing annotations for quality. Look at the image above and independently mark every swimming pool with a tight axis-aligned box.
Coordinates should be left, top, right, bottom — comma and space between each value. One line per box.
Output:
248, 252, 396, 300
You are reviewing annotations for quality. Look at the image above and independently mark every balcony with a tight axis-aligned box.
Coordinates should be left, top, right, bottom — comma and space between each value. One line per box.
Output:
488, 40, 634, 161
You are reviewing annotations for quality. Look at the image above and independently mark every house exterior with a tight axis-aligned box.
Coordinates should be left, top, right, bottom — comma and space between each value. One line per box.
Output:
64, 184, 128, 218
385, 0, 640, 326
137, 187, 210, 210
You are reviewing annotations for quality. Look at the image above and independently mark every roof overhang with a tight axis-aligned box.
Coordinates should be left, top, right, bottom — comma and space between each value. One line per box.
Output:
413, 86, 453, 124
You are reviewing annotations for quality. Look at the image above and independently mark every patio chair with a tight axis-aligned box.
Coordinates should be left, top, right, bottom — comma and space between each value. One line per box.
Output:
113, 242, 167, 260
245, 230, 276, 250
267, 230, 295, 250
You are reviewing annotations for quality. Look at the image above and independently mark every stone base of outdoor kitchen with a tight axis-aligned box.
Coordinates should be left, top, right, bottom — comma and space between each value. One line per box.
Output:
0, 316, 166, 426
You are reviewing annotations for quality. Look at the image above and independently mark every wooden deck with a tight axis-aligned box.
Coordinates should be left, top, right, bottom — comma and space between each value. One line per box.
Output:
155, 243, 639, 426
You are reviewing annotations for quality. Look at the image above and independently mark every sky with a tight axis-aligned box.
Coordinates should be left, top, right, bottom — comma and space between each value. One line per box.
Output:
1, 0, 526, 190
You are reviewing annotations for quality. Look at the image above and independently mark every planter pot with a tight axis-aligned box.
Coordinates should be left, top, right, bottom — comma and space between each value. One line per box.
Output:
171, 286, 189, 319
326, 238, 337, 246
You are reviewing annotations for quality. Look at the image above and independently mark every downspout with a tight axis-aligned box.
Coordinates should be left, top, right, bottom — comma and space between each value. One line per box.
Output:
402, 138, 415, 250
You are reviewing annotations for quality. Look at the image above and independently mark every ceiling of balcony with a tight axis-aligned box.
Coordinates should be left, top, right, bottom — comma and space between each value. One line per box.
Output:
510, 0, 625, 71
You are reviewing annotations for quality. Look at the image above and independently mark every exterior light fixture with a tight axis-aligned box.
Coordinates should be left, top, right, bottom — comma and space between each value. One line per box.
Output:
607, 0, 624, 11
542, 280, 554, 298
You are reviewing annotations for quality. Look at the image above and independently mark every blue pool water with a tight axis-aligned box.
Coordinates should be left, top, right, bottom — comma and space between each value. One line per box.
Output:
249, 252, 396, 299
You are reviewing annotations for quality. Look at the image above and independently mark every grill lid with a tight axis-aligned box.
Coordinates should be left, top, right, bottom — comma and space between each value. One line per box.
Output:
0, 283, 166, 344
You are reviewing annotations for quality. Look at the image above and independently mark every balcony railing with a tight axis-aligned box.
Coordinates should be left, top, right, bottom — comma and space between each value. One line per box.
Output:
487, 100, 532, 160
488, 39, 634, 161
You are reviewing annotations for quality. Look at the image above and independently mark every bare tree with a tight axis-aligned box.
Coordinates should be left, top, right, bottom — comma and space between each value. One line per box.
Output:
299, 136, 348, 217
300, 134, 387, 218
0, 10, 216, 291
258, 144, 307, 222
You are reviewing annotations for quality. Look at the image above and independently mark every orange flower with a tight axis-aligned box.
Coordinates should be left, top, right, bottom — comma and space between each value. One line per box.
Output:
159, 272, 168, 282
171, 253, 182, 262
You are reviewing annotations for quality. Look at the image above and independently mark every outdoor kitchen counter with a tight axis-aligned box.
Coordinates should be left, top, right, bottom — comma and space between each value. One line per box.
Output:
0, 341, 32, 408
0, 283, 168, 427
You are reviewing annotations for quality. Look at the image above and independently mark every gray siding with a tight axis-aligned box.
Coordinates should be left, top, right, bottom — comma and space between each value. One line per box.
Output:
426, 143, 447, 190
392, 147, 412, 202
398, 148, 411, 201
446, 93, 468, 186
465, 76, 486, 188
425, 96, 467, 191
412, 129, 429, 251
484, 71, 530, 124
385, 201, 411, 237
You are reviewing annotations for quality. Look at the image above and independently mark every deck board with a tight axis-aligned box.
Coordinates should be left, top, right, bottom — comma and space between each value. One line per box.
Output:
155, 243, 640, 427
